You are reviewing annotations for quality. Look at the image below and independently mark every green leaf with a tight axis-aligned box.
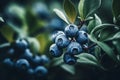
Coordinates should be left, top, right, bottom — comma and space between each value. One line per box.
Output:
0, 17, 4, 22
113, 40, 120, 55
0, 26, 14, 42
112, 0, 120, 18
95, 46, 102, 60
64, 0, 77, 23
52, 56, 63, 66
61, 64, 75, 75
89, 24, 120, 64
97, 42, 119, 64
78, 0, 101, 20
77, 53, 99, 66
99, 27, 118, 41
89, 24, 117, 42
88, 14, 102, 33
53, 8, 69, 24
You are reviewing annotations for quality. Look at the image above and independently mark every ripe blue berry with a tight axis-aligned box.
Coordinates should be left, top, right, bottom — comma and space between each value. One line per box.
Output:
67, 42, 83, 55
63, 53, 76, 65
34, 66, 48, 77
16, 59, 30, 70
49, 44, 63, 57
51, 31, 65, 42
20, 49, 33, 60
49, 18, 65, 31
40, 55, 49, 64
65, 24, 78, 38
3, 58, 14, 67
12, 39, 28, 52
76, 31, 88, 44
32, 2, 49, 20
55, 34, 70, 48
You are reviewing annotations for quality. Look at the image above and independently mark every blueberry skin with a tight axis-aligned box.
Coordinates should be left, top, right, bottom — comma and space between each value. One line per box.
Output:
16, 59, 30, 70
20, 49, 33, 60
40, 55, 49, 64
63, 53, 76, 65
49, 18, 65, 30
12, 39, 28, 52
27, 68, 34, 75
55, 34, 70, 48
65, 24, 78, 38
51, 31, 65, 42
30, 55, 43, 67
3, 58, 14, 67
34, 66, 48, 77
49, 44, 63, 57
32, 2, 49, 20
76, 31, 88, 44
67, 42, 83, 55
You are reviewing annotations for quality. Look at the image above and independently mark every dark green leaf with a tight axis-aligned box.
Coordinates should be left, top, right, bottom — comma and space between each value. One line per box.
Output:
112, 0, 120, 18
61, 64, 75, 75
113, 40, 120, 55
95, 46, 102, 60
64, 0, 77, 23
77, 53, 99, 66
78, 0, 101, 20
0, 26, 14, 42
88, 14, 102, 33
53, 8, 69, 24
97, 42, 119, 64
99, 27, 118, 41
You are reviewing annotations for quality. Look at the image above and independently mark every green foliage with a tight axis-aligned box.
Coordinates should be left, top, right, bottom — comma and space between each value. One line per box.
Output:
77, 53, 100, 67
53, 9, 69, 24
78, 0, 101, 20
112, 0, 120, 19
64, 0, 77, 23
88, 14, 102, 33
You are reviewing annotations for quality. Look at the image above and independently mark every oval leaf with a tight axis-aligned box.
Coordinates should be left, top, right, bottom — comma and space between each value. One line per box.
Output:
88, 14, 102, 33
78, 0, 101, 20
112, 0, 120, 18
64, 0, 77, 23
53, 8, 69, 24
0, 17, 4, 22
97, 42, 119, 64
77, 53, 99, 66
61, 64, 75, 75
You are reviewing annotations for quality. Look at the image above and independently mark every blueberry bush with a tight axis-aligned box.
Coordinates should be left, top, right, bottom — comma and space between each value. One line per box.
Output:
0, 0, 120, 80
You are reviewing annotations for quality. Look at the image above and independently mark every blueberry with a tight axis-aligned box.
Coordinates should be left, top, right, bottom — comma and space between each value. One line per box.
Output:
40, 55, 49, 64
31, 55, 42, 66
55, 34, 70, 48
49, 18, 65, 31
32, 2, 49, 20
49, 44, 63, 57
20, 49, 33, 60
51, 31, 65, 42
34, 66, 47, 77
3, 58, 14, 67
63, 53, 76, 65
16, 59, 30, 70
65, 24, 78, 38
12, 39, 28, 52
76, 31, 88, 44
67, 42, 83, 55
27, 68, 34, 75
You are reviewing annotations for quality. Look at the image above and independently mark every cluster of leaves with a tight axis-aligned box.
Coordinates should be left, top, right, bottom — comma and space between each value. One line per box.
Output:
52, 0, 120, 74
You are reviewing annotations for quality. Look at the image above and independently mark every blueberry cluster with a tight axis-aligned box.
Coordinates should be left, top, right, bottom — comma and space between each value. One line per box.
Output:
0, 39, 49, 80
49, 24, 88, 65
